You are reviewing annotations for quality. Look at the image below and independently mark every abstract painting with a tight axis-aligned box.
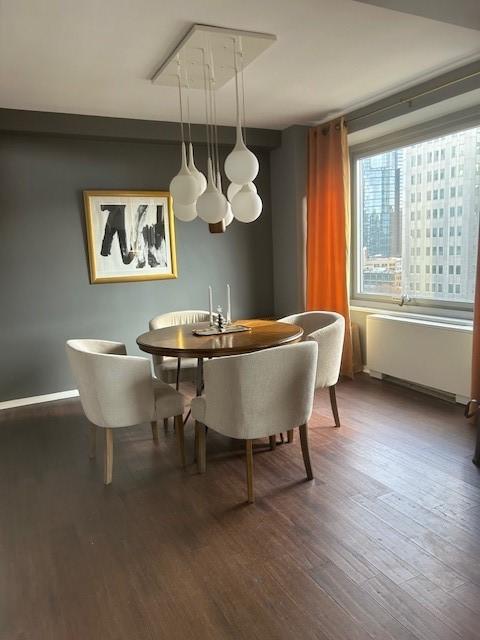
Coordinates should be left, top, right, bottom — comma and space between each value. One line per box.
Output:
83, 191, 177, 283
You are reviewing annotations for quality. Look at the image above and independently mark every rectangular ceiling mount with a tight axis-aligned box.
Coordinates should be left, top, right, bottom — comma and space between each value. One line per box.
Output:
151, 24, 276, 89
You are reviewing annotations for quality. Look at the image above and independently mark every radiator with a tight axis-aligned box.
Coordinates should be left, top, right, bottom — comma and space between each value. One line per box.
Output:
366, 314, 473, 401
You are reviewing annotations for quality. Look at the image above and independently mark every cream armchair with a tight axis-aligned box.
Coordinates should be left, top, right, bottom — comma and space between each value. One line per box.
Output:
149, 310, 214, 389
191, 341, 318, 503
66, 339, 185, 484
280, 311, 345, 429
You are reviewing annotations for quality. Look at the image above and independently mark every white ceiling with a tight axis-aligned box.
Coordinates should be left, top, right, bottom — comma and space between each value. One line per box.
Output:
0, 0, 479, 130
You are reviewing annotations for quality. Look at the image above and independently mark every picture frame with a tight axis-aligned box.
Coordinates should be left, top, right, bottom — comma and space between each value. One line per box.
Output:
83, 190, 177, 284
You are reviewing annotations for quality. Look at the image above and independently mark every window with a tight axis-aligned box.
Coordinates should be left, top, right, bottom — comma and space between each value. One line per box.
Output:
354, 123, 480, 307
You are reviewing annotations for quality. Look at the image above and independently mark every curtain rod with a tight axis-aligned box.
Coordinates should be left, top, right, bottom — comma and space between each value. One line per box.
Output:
344, 68, 480, 127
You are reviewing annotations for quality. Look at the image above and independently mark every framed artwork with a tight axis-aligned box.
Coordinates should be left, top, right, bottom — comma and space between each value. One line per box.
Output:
83, 190, 177, 283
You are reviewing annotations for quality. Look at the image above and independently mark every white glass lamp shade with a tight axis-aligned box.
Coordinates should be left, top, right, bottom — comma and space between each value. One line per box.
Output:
188, 143, 207, 194
225, 202, 234, 227
231, 183, 263, 223
174, 202, 197, 222
224, 125, 259, 185
169, 142, 199, 205
196, 159, 229, 224
227, 181, 257, 202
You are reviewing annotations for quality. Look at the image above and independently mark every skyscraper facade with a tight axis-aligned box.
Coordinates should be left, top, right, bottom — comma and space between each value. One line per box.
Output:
403, 127, 480, 303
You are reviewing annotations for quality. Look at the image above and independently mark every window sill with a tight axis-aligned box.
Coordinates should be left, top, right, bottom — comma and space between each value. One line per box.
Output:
350, 300, 473, 325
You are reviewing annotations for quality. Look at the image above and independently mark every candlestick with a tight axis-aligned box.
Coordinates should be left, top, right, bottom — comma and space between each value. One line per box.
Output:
226, 284, 231, 324
208, 285, 213, 326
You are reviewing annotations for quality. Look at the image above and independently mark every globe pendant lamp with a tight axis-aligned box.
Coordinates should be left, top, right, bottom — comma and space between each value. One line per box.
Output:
227, 181, 257, 202
188, 142, 207, 194
197, 159, 228, 224
173, 201, 197, 222
170, 141, 199, 206
224, 42, 259, 186
231, 182, 262, 223
225, 119, 259, 186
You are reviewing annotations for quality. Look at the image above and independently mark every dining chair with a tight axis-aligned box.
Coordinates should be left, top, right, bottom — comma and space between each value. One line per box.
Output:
66, 339, 185, 484
280, 311, 345, 431
149, 310, 214, 390
191, 341, 318, 503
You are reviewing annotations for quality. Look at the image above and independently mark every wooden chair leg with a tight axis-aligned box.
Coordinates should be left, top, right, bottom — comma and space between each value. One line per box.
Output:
329, 385, 341, 428
89, 424, 96, 459
269, 435, 276, 450
163, 418, 169, 431
151, 420, 159, 443
299, 423, 313, 480
175, 358, 181, 391
104, 428, 113, 485
195, 421, 206, 473
175, 414, 186, 468
287, 429, 294, 443
246, 440, 254, 503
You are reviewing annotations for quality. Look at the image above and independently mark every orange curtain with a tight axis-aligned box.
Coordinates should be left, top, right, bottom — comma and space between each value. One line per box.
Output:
307, 117, 353, 377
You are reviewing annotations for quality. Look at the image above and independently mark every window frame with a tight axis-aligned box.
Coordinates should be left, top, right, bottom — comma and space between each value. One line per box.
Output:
349, 109, 479, 318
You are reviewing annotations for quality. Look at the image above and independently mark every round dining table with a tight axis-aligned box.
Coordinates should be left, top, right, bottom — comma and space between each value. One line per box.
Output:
137, 318, 304, 395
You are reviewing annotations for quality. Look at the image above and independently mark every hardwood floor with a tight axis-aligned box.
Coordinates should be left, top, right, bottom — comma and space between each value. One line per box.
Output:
0, 375, 479, 640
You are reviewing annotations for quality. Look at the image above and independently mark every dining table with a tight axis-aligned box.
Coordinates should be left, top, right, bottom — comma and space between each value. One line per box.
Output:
136, 318, 304, 396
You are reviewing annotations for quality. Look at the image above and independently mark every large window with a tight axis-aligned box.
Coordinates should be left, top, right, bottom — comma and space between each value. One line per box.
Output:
354, 124, 480, 308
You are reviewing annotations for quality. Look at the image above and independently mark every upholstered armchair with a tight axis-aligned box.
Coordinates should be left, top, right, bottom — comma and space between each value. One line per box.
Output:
149, 310, 215, 389
66, 339, 185, 484
191, 341, 318, 503
280, 311, 345, 430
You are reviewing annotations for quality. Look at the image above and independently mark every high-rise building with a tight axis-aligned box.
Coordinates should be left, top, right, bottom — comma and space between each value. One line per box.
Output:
360, 150, 402, 259
403, 127, 480, 303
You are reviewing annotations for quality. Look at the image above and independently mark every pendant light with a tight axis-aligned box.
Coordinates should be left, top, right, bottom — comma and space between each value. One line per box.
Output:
227, 181, 257, 202
232, 182, 262, 222
197, 159, 228, 224
224, 39, 259, 185
170, 62, 200, 210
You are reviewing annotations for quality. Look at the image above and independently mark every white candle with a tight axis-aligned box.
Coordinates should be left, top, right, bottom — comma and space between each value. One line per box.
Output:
226, 284, 231, 324
208, 285, 213, 325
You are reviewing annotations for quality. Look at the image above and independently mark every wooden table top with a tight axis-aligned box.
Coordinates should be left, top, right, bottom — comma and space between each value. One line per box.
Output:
136, 319, 304, 358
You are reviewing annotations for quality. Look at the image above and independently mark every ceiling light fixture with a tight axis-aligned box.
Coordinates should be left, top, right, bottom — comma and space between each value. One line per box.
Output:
153, 25, 276, 234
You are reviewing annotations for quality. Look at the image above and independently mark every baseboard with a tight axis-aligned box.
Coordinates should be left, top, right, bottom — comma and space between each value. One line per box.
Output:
0, 389, 79, 411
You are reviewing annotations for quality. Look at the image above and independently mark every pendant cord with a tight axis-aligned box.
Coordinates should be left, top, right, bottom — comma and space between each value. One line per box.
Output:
209, 50, 220, 185
201, 48, 211, 170
239, 38, 247, 145
177, 60, 184, 145
232, 38, 240, 138
185, 64, 192, 144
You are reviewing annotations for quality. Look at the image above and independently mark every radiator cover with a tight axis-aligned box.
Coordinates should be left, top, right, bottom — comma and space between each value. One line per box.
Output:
366, 314, 473, 401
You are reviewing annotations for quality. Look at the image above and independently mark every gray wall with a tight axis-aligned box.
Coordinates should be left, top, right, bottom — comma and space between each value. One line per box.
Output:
0, 130, 274, 401
270, 125, 308, 317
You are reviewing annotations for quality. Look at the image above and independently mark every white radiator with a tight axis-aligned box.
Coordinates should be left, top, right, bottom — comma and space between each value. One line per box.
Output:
366, 314, 473, 401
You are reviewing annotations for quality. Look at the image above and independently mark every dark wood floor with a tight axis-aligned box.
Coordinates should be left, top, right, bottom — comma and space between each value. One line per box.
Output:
1, 375, 479, 640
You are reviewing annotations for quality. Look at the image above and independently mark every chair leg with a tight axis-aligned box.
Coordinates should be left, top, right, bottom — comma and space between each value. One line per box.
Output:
89, 424, 96, 459
287, 429, 294, 443
175, 358, 181, 391
299, 424, 313, 480
104, 428, 113, 485
329, 385, 341, 428
175, 414, 186, 468
195, 421, 206, 473
163, 418, 169, 431
246, 440, 254, 503
269, 435, 276, 450
151, 421, 159, 443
